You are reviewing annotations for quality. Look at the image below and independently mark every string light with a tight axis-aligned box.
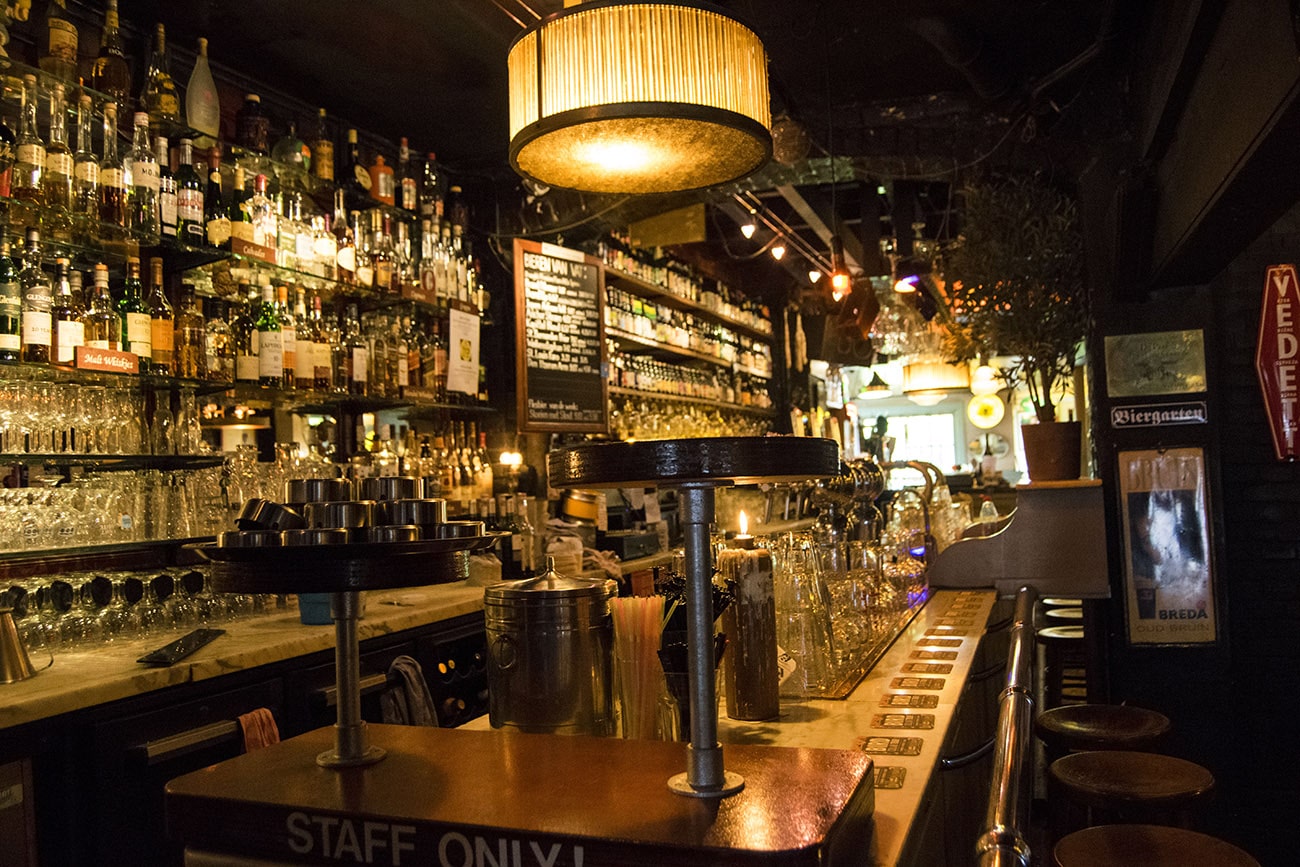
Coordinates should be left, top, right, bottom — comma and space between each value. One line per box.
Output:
770, 242, 786, 261
741, 210, 757, 239
808, 269, 823, 283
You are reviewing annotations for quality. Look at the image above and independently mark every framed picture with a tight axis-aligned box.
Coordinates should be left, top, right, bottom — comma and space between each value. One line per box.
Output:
1104, 329, 1207, 397
1118, 447, 1217, 645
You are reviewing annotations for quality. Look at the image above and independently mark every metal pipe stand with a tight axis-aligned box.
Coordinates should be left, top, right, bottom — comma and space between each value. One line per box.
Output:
317, 590, 386, 768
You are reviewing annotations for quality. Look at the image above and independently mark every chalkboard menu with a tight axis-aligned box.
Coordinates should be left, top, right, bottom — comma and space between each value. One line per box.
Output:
515, 239, 609, 432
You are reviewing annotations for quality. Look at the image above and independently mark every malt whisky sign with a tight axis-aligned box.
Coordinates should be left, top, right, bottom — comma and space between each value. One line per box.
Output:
1256, 264, 1300, 460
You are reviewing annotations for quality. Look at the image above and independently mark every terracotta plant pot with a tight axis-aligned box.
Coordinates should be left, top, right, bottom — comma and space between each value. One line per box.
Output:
1020, 420, 1082, 481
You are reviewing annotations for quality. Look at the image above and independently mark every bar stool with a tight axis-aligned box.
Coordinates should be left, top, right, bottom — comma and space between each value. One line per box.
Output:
1048, 750, 1215, 840
1054, 824, 1259, 867
1044, 606, 1083, 625
1036, 704, 1170, 765
1036, 624, 1086, 709
1042, 597, 1082, 609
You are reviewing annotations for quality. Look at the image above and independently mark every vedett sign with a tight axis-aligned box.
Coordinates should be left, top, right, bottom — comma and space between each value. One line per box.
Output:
1256, 264, 1300, 460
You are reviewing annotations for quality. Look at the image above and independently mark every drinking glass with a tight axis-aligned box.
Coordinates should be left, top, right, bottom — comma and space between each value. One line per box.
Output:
60, 576, 105, 647
773, 535, 837, 696
96, 572, 142, 640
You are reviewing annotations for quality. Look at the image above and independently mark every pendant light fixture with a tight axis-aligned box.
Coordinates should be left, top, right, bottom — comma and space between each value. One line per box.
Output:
507, 0, 772, 194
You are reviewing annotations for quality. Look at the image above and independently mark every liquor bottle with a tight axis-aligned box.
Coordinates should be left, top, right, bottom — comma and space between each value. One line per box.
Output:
91, 0, 132, 108
247, 174, 277, 250
312, 215, 337, 280
271, 121, 310, 174
175, 139, 205, 246
255, 282, 283, 387
419, 152, 443, 221
447, 184, 468, 229
13, 75, 46, 204
395, 139, 416, 215
140, 24, 181, 126
42, 83, 74, 220
235, 94, 270, 155
333, 191, 356, 285
72, 94, 99, 239
310, 108, 334, 182
292, 289, 315, 390
341, 129, 371, 210
0, 242, 19, 362
369, 214, 396, 296
311, 294, 333, 391
231, 285, 259, 384
185, 37, 220, 145
50, 258, 84, 365
369, 154, 395, 207
124, 112, 160, 242
391, 318, 410, 395
202, 297, 233, 383
430, 315, 448, 401
83, 264, 121, 350
343, 303, 369, 396
476, 429, 494, 501
0, 116, 15, 198
98, 102, 127, 230
228, 163, 253, 246
204, 147, 230, 248
352, 211, 373, 290
174, 284, 206, 379
19, 229, 52, 364
146, 258, 174, 375
156, 136, 178, 240
117, 257, 150, 367
276, 284, 296, 387
39, 0, 78, 82
403, 315, 422, 389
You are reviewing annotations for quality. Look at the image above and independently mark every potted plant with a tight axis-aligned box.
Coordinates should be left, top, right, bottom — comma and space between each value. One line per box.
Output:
942, 174, 1090, 480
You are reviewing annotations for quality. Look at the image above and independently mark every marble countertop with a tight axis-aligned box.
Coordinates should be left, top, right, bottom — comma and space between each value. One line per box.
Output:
0, 583, 486, 731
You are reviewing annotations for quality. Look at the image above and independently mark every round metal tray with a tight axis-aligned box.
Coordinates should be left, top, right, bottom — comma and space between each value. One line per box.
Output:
187, 533, 506, 594
548, 436, 841, 488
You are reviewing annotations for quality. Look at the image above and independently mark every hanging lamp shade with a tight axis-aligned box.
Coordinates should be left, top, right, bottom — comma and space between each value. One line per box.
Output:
507, 1, 772, 194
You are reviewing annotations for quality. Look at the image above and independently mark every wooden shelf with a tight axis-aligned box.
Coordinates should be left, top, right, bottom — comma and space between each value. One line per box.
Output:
605, 267, 774, 344
608, 385, 775, 417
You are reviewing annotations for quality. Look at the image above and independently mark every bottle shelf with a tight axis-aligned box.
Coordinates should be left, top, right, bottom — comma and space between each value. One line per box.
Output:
608, 385, 775, 417
212, 381, 496, 417
0, 453, 224, 472
0, 359, 235, 395
606, 326, 770, 378
604, 267, 774, 344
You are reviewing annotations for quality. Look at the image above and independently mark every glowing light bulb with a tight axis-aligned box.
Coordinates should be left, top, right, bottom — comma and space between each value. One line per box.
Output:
740, 222, 756, 239
894, 274, 919, 293
808, 269, 823, 283
770, 243, 786, 261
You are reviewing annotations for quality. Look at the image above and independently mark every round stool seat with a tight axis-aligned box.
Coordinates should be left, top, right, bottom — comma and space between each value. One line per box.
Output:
1037, 704, 1171, 753
1045, 606, 1083, 623
1043, 597, 1083, 608
1049, 750, 1214, 811
1036, 624, 1084, 643
1054, 824, 1259, 867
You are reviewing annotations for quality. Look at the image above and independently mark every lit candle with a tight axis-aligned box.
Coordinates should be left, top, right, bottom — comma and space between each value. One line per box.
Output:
718, 513, 779, 720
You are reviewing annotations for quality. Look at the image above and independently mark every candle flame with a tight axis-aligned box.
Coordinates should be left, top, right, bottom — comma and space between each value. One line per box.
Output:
738, 510, 749, 536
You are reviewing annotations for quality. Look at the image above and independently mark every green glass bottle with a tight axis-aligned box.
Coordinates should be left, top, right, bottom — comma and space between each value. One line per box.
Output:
0, 241, 20, 362
255, 281, 283, 387
117, 257, 151, 369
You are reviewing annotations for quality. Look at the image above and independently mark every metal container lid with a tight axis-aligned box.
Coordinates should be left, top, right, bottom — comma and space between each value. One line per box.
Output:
485, 558, 615, 601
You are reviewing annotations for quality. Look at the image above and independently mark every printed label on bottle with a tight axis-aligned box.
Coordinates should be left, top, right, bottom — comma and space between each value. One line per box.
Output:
126, 312, 151, 357
45, 151, 72, 176
354, 164, 372, 190
257, 331, 283, 377
281, 326, 296, 364
0, 280, 19, 319
160, 191, 177, 235
206, 215, 231, 247
17, 143, 46, 167
177, 189, 202, 221
230, 220, 255, 243
336, 246, 356, 273
295, 340, 316, 380
397, 354, 409, 387
376, 172, 395, 201
313, 142, 334, 180
100, 167, 125, 189
236, 353, 259, 381
355, 263, 374, 288
351, 347, 368, 382
55, 319, 84, 362
133, 161, 160, 192
22, 311, 51, 347
48, 19, 78, 60
374, 261, 393, 290
75, 160, 100, 184
0, 333, 18, 350
151, 318, 174, 352
313, 342, 332, 379
86, 339, 110, 350
401, 178, 417, 211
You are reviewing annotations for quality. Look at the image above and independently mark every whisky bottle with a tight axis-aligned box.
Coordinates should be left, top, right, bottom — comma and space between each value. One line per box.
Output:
292, 289, 315, 390
310, 108, 334, 182
333, 191, 356, 285
72, 94, 100, 240
343, 303, 369, 396
204, 146, 230, 248
140, 24, 181, 126
156, 136, 178, 240
174, 284, 205, 379
19, 229, 52, 364
50, 258, 84, 365
311, 294, 333, 391
255, 282, 283, 388
341, 129, 371, 211
234, 94, 270, 155
146, 258, 174, 375
228, 164, 252, 245
42, 83, 74, 224
91, 1, 132, 108
0, 242, 20, 362
397, 138, 417, 212
175, 139, 205, 246
117, 257, 151, 367
98, 102, 127, 231
276, 284, 296, 387
39, 0, 79, 82
83, 264, 121, 351
231, 285, 259, 384
13, 75, 46, 204
369, 154, 395, 207
124, 112, 160, 242
202, 298, 233, 383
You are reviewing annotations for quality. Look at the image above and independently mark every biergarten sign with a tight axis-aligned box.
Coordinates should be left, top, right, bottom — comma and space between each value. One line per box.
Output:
1256, 264, 1300, 460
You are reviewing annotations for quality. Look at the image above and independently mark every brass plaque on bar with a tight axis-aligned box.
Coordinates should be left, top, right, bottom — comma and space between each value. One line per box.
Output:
873, 766, 908, 789
891, 677, 945, 690
917, 638, 962, 648
902, 663, 954, 674
858, 736, 924, 756
871, 714, 935, 730
911, 650, 958, 661
926, 628, 969, 636
879, 693, 939, 709
935, 618, 975, 626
